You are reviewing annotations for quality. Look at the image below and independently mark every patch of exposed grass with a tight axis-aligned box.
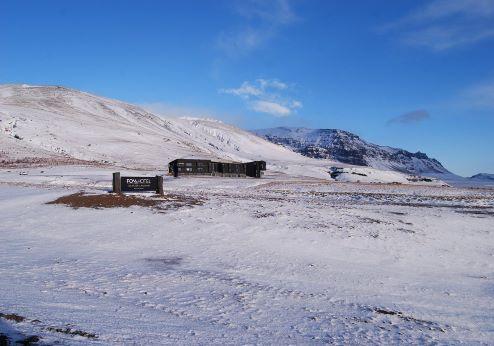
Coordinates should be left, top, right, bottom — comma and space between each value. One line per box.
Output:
0, 313, 25, 323
46, 326, 97, 339
46, 192, 204, 211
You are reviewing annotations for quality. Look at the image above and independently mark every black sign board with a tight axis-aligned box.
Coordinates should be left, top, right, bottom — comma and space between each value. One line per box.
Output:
121, 176, 158, 192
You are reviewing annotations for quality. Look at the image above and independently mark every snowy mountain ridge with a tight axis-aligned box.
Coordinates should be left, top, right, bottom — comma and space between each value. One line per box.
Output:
0, 84, 308, 170
0, 84, 454, 185
252, 127, 449, 175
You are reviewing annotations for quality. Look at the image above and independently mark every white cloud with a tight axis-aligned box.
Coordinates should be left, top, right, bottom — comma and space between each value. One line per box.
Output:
234, 0, 296, 25
250, 100, 292, 117
217, 28, 272, 56
220, 78, 302, 117
289, 100, 303, 109
402, 25, 494, 51
382, 0, 494, 51
219, 81, 263, 98
217, 0, 298, 56
462, 81, 494, 109
405, 0, 494, 22
257, 78, 288, 90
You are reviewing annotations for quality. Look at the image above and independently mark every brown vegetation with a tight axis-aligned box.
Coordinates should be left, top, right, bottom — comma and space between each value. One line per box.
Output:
0, 312, 25, 323
46, 326, 97, 339
47, 192, 204, 211
0, 155, 111, 168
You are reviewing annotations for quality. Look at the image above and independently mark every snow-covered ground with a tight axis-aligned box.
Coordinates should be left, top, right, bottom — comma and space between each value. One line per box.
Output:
328, 166, 448, 186
1, 166, 493, 344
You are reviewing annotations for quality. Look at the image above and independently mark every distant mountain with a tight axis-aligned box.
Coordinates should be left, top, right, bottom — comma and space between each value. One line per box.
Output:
252, 127, 449, 175
470, 173, 494, 181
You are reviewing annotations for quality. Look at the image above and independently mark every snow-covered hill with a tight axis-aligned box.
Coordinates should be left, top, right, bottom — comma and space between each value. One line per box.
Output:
468, 173, 494, 187
252, 127, 449, 175
0, 84, 452, 185
470, 173, 494, 181
0, 85, 306, 169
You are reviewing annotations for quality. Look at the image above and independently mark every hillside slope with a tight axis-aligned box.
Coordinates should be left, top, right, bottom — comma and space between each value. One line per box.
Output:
0, 85, 452, 185
470, 173, 494, 181
252, 127, 449, 175
0, 85, 306, 169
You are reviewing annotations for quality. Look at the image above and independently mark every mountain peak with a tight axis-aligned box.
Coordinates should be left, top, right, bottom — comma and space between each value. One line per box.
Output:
252, 126, 449, 175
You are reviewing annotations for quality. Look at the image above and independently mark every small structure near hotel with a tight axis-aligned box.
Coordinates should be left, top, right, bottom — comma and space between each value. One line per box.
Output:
168, 159, 266, 178
112, 172, 164, 194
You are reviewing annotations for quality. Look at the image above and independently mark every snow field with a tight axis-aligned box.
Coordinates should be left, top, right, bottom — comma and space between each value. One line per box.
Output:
0, 167, 493, 344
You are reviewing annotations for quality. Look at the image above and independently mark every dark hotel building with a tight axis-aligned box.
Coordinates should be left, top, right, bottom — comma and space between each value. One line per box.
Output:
168, 158, 266, 178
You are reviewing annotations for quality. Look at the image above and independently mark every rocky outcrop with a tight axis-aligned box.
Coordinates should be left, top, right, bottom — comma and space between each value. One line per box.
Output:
253, 127, 449, 175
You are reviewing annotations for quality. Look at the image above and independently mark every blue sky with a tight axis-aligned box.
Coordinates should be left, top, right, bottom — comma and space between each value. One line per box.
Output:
2, 0, 494, 176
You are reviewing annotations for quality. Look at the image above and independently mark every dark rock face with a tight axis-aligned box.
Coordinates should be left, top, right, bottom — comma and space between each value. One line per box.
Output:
253, 127, 449, 175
